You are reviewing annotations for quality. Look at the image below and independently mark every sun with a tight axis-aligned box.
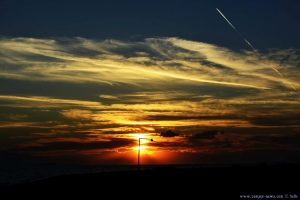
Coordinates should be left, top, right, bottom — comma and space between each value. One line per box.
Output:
130, 133, 150, 140
132, 145, 154, 155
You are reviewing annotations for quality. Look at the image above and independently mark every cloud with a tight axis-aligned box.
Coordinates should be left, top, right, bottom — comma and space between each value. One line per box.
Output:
167, 38, 300, 89
18, 138, 135, 152
144, 114, 239, 121
1, 36, 300, 162
160, 130, 180, 137
189, 130, 224, 140
0, 95, 103, 108
99, 94, 120, 100
1, 37, 299, 90
247, 133, 300, 148
7, 114, 28, 121
249, 114, 300, 127
0, 121, 44, 128
61, 109, 93, 121
1, 92, 300, 130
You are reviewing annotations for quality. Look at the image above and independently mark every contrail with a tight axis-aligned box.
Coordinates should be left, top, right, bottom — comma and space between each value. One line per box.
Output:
216, 8, 255, 51
216, 8, 296, 91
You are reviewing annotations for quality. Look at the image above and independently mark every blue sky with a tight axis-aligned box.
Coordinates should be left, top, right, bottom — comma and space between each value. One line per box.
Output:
1, 0, 300, 50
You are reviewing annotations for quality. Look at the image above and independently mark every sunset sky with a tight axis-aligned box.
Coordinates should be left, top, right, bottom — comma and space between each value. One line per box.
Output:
1, 0, 300, 165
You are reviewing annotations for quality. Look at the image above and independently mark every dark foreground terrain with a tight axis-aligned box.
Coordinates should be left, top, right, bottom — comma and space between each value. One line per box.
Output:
1, 164, 299, 199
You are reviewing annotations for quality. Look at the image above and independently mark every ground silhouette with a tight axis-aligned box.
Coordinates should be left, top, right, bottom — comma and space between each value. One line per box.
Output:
1, 164, 299, 199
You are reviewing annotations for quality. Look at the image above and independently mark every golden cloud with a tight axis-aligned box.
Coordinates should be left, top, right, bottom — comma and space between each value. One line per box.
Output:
1, 37, 299, 90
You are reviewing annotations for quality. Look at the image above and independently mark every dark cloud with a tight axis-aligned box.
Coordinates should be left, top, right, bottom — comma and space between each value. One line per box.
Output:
147, 113, 300, 128
180, 149, 300, 164
249, 114, 300, 126
0, 125, 102, 151
182, 130, 237, 149
18, 138, 135, 152
189, 130, 224, 140
0, 78, 140, 104
145, 114, 240, 121
160, 130, 179, 137
249, 134, 300, 148
0, 127, 52, 150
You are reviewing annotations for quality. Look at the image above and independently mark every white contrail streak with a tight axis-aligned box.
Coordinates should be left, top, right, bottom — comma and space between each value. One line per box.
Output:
216, 8, 255, 51
216, 8, 296, 91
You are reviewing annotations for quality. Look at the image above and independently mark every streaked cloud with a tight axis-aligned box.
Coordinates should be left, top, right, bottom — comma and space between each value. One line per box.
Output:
1, 36, 300, 164
18, 138, 135, 152
0, 95, 103, 108
1, 37, 299, 90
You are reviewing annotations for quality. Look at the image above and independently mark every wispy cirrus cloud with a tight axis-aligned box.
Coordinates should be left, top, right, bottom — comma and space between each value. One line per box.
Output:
1, 36, 300, 164
1, 37, 299, 90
